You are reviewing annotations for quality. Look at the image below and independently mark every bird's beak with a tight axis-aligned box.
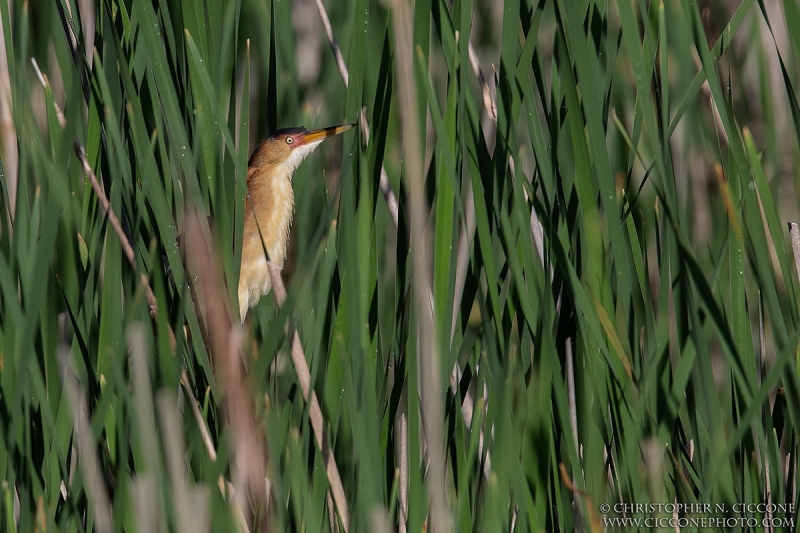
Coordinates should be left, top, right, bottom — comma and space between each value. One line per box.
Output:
299, 124, 355, 145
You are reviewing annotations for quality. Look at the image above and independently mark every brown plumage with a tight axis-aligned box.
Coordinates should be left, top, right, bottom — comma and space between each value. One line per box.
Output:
238, 124, 354, 322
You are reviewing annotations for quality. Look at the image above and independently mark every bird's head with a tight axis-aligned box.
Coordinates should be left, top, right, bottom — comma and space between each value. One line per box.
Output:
248, 124, 355, 178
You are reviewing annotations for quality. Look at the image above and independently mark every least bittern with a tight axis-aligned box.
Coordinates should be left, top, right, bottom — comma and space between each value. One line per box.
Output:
238, 123, 354, 322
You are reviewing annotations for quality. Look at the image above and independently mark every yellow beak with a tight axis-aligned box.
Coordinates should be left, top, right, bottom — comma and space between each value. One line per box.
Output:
299, 124, 355, 145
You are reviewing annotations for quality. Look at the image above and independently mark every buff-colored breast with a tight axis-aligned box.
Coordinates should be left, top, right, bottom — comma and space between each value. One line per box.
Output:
238, 164, 295, 321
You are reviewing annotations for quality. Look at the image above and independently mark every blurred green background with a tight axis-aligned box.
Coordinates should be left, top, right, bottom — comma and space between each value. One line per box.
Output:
1, 0, 799, 531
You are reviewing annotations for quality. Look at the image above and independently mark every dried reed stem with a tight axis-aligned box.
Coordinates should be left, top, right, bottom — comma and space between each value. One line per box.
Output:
184, 212, 270, 533
267, 260, 351, 532
313, 0, 400, 227
74, 141, 177, 351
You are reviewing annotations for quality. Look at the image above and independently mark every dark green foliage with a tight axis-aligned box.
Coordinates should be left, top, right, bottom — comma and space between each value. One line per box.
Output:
1, 0, 799, 531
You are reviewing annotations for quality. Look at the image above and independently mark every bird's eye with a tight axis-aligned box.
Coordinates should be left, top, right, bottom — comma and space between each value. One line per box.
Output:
286, 137, 294, 144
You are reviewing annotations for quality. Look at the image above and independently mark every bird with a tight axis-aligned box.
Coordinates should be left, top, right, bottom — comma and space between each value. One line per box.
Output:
238, 123, 354, 322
